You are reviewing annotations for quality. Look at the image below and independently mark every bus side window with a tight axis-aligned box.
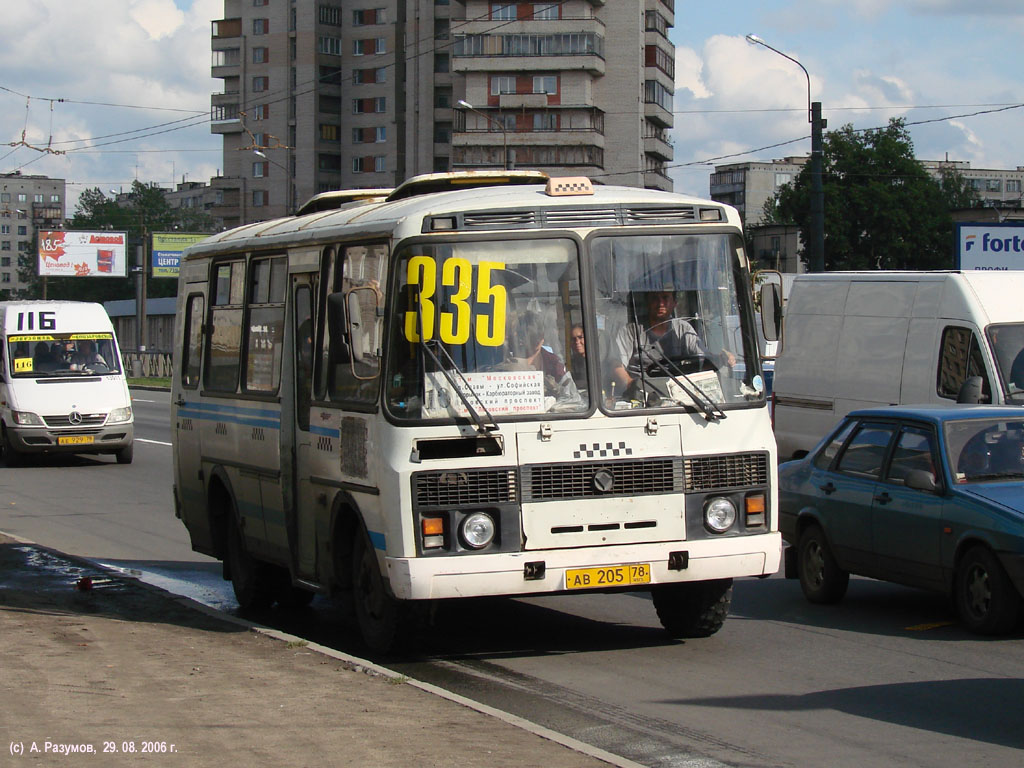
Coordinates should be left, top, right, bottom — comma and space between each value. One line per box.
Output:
938, 326, 991, 402
327, 243, 387, 403
181, 294, 204, 389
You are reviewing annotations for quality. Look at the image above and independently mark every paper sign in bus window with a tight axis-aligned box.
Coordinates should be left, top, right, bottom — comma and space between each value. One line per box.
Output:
423, 370, 545, 418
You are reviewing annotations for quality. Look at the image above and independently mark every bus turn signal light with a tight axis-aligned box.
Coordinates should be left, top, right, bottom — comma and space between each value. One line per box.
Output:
745, 494, 766, 528
422, 517, 445, 549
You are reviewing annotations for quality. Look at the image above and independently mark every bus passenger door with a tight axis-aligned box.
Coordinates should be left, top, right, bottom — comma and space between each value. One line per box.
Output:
290, 276, 319, 579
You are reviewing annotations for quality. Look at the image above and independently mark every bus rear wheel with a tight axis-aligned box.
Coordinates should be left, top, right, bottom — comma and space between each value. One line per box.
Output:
351, 524, 414, 655
226, 516, 273, 612
652, 578, 733, 639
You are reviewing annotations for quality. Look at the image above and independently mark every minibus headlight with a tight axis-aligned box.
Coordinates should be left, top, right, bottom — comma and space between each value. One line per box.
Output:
107, 406, 133, 424
704, 497, 737, 533
12, 410, 43, 426
460, 512, 496, 550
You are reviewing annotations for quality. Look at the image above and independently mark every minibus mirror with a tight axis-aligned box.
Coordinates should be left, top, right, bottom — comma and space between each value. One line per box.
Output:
760, 282, 781, 342
957, 376, 984, 404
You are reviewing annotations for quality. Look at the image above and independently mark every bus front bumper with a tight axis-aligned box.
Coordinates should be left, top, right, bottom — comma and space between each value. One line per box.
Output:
6, 423, 134, 455
385, 532, 782, 601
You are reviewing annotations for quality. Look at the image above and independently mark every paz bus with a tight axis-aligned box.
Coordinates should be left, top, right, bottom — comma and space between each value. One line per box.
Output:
170, 171, 780, 653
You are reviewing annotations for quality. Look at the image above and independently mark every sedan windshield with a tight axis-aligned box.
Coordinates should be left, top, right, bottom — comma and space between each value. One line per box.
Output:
945, 417, 1024, 483
987, 323, 1024, 403
7, 333, 121, 377
386, 238, 586, 421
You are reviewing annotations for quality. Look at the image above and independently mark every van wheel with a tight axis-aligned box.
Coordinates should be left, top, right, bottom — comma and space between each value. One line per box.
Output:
351, 523, 414, 655
1, 426, 22, 467
115, 442, 134, 465
226, 516, 273, 612
652, 579, 733, 638
798, 524, 849, 604
955, 545, 1022, 635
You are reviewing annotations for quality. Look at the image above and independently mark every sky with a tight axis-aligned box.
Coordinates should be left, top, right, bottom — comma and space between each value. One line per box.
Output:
1, 0, 1022, 212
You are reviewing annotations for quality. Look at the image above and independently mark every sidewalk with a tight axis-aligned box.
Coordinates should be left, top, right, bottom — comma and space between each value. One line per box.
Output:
0, 532, 627, 767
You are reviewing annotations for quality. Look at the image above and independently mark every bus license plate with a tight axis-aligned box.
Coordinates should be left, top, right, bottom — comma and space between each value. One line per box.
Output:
58, 435, 94, 446
565, 563, 651, 590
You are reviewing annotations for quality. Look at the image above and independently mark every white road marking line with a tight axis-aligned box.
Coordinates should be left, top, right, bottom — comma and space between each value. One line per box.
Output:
136, 438, 172, 446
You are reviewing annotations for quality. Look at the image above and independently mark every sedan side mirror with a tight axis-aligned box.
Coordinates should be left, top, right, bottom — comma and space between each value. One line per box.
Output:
904, 468, 940, 494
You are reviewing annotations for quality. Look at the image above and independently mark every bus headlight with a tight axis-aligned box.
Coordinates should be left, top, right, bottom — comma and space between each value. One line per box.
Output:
107, 406, 133, 424
460, 512, 496, 550
12, 410, 43, 426
704, 497, 737, 533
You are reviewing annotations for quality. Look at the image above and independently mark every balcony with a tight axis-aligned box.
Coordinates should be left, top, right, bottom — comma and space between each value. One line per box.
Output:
453, 32, 605, 75
211, 18, 241, 39
644, 135, 673, 162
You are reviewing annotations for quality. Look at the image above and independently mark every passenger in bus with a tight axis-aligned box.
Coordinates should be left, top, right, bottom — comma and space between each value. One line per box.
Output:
70, 340, 106, 370
33, 341, 58, 371
612, 289, 735, 398
507, 311, 581, 406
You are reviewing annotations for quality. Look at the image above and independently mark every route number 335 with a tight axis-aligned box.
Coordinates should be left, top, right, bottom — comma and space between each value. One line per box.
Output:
403, 257, 507, 347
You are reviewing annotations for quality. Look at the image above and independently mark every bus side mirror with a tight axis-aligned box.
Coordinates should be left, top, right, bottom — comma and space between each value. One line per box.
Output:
760, 282, 781, 342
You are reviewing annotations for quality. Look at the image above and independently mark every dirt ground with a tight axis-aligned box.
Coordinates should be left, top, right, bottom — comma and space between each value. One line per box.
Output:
0, 533, 621, 767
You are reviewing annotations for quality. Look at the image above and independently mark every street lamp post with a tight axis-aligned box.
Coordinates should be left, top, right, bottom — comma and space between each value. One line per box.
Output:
745, 34, 826, 272
254, 150, 293, 213
457, 99, 512, 171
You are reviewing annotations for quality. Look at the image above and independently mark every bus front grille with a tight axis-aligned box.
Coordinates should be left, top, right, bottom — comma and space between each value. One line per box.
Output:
684, 453, 769, 492
522, 458, 684, 502
413, 467, 518, 508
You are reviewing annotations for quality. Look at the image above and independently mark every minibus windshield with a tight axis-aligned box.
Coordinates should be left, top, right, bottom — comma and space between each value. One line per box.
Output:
7, 333, 121, 377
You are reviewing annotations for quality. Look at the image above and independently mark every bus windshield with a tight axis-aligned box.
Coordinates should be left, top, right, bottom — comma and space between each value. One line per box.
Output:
387, 237, 586, 420
592, 233, 762, 412
987, 323, 1024, 403
7, 333, 121, 377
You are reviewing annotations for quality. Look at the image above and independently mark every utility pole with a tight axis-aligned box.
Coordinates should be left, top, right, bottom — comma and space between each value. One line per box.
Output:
809, 101, 826, 273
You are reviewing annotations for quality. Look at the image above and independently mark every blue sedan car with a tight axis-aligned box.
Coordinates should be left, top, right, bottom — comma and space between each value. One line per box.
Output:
780, 406, 1024, 635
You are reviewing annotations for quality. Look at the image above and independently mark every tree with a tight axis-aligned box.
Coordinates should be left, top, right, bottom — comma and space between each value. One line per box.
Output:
766, 119, 981, 271
19, 180, 215, 301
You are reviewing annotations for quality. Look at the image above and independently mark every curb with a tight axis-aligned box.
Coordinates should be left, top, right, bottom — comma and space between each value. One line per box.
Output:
1, 529, 644, 768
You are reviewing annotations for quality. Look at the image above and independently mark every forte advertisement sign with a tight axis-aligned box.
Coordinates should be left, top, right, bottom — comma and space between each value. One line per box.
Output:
37, 230, 127, 278
956, 223, 1024, 270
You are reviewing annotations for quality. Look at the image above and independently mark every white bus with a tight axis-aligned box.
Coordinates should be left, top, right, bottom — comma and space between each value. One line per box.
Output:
171, 172, 780, 653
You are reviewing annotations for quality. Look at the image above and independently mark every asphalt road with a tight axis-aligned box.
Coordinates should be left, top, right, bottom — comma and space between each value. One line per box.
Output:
1, 389, 1022, 768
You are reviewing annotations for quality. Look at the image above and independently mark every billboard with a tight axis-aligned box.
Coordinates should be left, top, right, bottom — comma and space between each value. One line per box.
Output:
38, 231, 127, 277
151, 232, 209, 278
955, 222, 1024, 270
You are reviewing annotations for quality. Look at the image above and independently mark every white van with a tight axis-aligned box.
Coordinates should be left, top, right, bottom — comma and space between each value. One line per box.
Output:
772, 271, 1024, 459
0, 301, 134, 465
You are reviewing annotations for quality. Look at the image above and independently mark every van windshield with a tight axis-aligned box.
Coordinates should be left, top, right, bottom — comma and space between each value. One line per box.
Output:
7, 333, 121, 377
987, 323, 1024, 403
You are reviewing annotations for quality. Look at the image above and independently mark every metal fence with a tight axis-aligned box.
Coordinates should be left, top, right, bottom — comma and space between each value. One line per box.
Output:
120, 351, 174, 379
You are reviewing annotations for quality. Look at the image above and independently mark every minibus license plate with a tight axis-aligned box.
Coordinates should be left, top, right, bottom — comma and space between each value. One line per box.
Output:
58, 435, 94, 446
565, 563, 651, 590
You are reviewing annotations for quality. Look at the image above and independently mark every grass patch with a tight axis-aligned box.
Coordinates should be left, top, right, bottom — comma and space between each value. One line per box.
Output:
127, 377, 170, 389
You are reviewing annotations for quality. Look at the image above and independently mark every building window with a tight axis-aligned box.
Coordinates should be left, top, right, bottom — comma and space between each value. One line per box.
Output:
319, 154, 342, 172
434, 19, 450, 40
434, 53, 449, 73
1007, 180, 1022, 193
253, 190, 268, 207
253, 0, 269, 6
320, 124, 340, 142
17, 194, 25, 203
434, 122, 452, 143
50, 195, 60, 203
775, 173, 792, 187
435, 87, 452, 108
353, 97, 386, 114
319, 5, 342, 25
253, 161, 268, 178
375, 156, 386, 173
533, 112, 557, 131
0, 193, 8, 203
644, 80, 673, 111
253, 18, 269, 35
1, 257, 9, 266
491, 3, 515, 20
252, 76, 268, 91
353, 8, 386, 25
254, 104, 269, 119
376, 126, 387, 142
533, 3, 559, 19
533, 75, 557, 94
318, 36, 343, 55
1, 242, 9, 251
253, 47, 268, 63
987, 179, 1002, 192
1, 225, 9, 234
490, 75, 516, 95
1, 273, 10, 284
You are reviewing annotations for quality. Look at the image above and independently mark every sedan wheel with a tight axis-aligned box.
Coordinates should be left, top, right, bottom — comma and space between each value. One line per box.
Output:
798, 524, 849, 604
955, 545, 1022, 635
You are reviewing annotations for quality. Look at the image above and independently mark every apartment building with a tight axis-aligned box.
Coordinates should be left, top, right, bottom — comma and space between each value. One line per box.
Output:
209, 0, 676, 227
0, 172, 66, 295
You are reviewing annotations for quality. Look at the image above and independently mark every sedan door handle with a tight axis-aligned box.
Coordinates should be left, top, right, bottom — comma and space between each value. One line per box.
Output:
874, 492, 892, 505
819, 482, 836, 495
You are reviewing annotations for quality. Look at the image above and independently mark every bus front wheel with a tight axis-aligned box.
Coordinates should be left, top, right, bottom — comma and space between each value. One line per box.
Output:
652, 578, 733, 639
226, 516, 273, 612
351, 524, 413, 655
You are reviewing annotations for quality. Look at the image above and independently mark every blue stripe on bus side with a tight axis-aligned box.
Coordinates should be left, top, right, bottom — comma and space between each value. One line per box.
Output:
309, 425, 340, 438
368, 530, 386, 551
178, 402, 281, 430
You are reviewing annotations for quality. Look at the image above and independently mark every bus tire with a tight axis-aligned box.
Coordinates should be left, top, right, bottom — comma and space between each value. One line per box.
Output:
226, 515, 273, 612
1, 425, 23, 467
351, 523, 413, 655
652, 578, 732, 639
115, 442, 134, 465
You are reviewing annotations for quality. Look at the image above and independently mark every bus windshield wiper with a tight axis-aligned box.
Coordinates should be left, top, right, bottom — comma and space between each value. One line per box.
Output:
420, 339, 498, 434
644, 352, 726, 423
